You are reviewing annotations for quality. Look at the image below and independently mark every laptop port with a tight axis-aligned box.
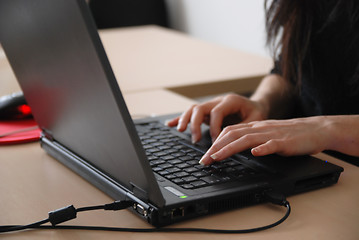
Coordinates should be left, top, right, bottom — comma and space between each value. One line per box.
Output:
134, 204, 148, 217
171, 207, 185, 219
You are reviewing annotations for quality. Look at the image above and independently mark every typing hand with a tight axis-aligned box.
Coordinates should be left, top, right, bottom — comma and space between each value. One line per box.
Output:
165, 93, 266, 144
198, 116, 335, 165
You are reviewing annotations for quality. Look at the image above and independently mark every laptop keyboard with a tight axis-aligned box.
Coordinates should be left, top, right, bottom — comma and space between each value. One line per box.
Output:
136, 122, 257, 189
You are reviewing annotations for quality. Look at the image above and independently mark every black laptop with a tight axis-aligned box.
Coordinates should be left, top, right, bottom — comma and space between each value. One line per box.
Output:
0, 0, 343, 227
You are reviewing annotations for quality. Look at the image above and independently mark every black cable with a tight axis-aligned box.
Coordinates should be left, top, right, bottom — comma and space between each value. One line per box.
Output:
0, 193, 291, 234
31, 202, 291, 234
0, 219, 50, 233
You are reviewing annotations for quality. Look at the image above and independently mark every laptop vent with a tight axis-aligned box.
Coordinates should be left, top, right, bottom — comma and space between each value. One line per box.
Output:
207, 193, 260, 214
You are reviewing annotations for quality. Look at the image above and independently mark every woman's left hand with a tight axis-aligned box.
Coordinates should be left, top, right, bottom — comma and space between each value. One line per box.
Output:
199, 116, 337, 165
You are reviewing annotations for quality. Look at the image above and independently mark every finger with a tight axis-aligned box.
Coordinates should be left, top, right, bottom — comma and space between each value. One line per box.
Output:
209, 104, 230, 142
251, 139, 282, 156
214, 123, 249, 144
209, 133, 266, 163
251, 140, 276, 157
190, 100, 222, 143
199, 127, 264, 165
208, 111, 223, 142
190, 106, 206, 143
165, 116, 180, 127
176, 105, 195, 132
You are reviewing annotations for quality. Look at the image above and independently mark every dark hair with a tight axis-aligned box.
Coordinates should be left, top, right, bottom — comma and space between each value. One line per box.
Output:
265, 0, 359, 90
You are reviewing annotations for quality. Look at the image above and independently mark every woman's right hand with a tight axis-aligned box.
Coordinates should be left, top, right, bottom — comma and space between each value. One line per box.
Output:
165, 93, 268, 144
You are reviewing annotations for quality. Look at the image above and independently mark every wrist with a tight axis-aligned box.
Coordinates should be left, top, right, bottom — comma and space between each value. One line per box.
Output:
250, 97, 271, 120
324, 115, 359, 156
250, 74, 294, 119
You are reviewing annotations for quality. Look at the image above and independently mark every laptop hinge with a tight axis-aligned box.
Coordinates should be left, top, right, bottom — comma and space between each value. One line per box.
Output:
130, 182, 148, 201
41, 129, 54, 141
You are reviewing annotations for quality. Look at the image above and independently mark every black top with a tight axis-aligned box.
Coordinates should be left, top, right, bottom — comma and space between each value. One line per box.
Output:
271, 2, 359, 117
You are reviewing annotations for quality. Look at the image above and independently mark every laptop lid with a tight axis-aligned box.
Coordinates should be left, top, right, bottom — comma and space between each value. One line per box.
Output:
0, 0, 165, 207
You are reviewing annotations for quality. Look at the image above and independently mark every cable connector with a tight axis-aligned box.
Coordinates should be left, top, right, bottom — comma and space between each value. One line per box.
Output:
264, 191, 288, 206
103, 200, 134, 211
48, 205, 77, 226
47, 200, 134, 226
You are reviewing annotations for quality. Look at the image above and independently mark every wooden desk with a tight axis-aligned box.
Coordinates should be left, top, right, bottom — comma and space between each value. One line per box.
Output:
1, 27, 358, 240
100, 25, 273, 98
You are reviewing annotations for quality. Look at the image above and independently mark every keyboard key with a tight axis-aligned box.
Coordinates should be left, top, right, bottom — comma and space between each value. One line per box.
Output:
158, 145, 171, 150
174, 171, 189, 178
154, 152, 168, 157
158, 170, 169, 175
143, 139, 157, 144
164, 149, 178, 154
161, 155, 176, 161
173, 145, 186, 150
173, 178, 185, 184
147, 148, 161, 153
152, 167, 163, 172
143, 144, 153, 149
184, 167, 198, 173
211, 163, 226, 170
171, 152, 185, 157
234, 165, 246, 171
179, 156, 193, 161
192, 171, 207, 178
150, 159, 165, 166
188, 152, 203, 157
147, 156, 159, 161
168, 159, 182, 165
212, 173, 232, 182
166, 167, 181, 173
186, 160, 199, 165
201, 176, 221, 184
192, 180, 207, 188
164, 174, 176, 179
181, 184, 194, 189
181, 149, 195, 154
158, 163, 173, 169
223, 167, 236, 173
177, 163, 190, 169
182, 176, 197, 182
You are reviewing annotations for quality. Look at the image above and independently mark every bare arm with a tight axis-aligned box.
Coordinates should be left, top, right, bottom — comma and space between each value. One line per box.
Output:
250, 73, 296, 119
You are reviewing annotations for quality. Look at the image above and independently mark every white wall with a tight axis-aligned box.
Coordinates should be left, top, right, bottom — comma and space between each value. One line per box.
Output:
165, 0, 269, 57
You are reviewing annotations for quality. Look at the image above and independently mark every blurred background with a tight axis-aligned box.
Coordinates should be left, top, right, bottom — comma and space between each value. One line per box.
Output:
88, 0, 269, 57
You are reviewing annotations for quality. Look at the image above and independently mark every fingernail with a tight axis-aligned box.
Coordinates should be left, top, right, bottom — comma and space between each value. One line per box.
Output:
251, 147, 260, 155
199, 155, 208, 165
192, 135, 198, 144
164, 120, 170, 126
210, 153, 218, 160
211, 134, 217, 143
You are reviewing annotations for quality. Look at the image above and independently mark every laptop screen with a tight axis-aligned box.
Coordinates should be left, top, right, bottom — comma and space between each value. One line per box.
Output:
0, 0, 164, 205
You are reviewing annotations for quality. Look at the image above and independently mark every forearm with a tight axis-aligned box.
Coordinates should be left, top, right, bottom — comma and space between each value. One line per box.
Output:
250, 74, 296, 119
327, 115, 359, 157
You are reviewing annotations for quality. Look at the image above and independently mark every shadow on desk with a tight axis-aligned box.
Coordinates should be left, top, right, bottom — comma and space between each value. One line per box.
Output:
324, 151, 359, 167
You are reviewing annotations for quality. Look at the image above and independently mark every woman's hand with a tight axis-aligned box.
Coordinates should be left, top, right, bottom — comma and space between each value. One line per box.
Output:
165, 93, 268, 143
198, 115, 359, 165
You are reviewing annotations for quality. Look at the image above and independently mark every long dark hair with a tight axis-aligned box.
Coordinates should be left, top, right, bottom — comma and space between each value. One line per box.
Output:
265, 0, 359, 90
